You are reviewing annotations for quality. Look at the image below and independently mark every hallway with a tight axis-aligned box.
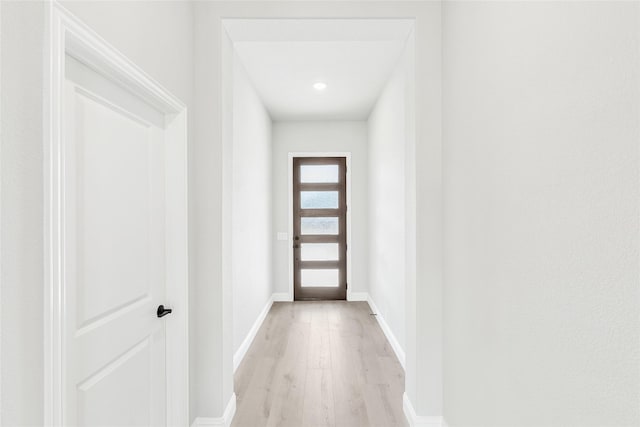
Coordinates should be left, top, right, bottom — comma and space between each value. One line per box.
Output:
232, 302, 406, 427
2, 1, 638, 426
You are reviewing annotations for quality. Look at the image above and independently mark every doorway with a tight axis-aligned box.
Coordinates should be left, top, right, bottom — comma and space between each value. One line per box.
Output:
45, 6, 189, 425
221, 14, 433, 426
293, 157, 347, 300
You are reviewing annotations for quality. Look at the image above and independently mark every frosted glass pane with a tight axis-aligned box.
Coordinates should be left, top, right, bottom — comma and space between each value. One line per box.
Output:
300, 191, 338, 209
301, 243, 339, 261
300, 165, 339, 183
301, 269, 339, 287
301, 217, 339, 235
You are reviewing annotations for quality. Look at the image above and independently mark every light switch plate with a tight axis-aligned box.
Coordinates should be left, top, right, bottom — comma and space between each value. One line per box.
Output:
277, 232, 288, 241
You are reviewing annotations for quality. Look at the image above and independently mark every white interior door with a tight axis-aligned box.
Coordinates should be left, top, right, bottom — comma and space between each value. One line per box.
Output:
63, 56, 171, 426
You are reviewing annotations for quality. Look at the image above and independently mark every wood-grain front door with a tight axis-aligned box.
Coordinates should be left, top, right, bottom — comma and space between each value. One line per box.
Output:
293, 157, 347, 300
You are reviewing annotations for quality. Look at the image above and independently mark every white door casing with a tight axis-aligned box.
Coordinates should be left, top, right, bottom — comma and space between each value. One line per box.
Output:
45, 4, 188, 426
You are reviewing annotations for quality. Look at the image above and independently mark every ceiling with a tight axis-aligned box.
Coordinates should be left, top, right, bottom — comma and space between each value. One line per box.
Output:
225, 19, 414, 121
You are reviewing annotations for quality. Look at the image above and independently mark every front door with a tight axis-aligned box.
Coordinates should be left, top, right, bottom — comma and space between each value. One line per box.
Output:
293, 157, 347, 300
63, 56, 173, 426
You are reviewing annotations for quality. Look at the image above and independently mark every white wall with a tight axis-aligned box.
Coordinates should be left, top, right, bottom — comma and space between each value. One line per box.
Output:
1, 1, 194, 424
367, 37, 412, 359
232, 54, 273, 355
272, 122, 368, 298
443, 2, 640, 426
1, 2, 45, 425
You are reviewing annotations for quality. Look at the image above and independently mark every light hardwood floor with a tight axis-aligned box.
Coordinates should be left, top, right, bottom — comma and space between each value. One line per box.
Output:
232, 301, 407, 427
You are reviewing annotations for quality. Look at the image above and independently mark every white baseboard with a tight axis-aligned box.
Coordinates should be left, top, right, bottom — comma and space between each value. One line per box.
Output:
403, 393, 445, 427
367, 295, 406, 368
272, 292, 291, 302
347, 291, 369, 301
233, 296, 273, 372
191, 393, 236, 427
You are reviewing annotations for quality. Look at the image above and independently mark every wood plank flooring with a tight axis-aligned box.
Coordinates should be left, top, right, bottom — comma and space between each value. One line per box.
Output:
231, 301, 407, 427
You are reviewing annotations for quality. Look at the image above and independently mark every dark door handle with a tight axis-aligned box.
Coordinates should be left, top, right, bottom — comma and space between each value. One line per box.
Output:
157, 305, 173, 318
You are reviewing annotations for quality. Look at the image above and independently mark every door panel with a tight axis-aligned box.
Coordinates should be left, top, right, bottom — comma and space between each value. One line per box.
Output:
293, 157, 347, 300
299, 164, 339, 183
300, 243, 339, 261
74, 90, 163, 328
300, 269, 340, 287
300, 217, 339, 235
77, 338, 154, 426
300, 191, 339, 209
64, 58, 168, 426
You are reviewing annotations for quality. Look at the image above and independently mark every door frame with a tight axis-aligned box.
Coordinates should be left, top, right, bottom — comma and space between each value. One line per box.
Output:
44, 4, 189, 426
287, 152, 352, 301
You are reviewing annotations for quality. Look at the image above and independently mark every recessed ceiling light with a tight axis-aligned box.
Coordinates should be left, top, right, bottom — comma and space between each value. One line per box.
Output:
313, 82, 328, 91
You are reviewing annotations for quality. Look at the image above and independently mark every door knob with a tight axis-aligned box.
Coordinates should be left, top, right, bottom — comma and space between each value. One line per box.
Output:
157, 305, 173, 318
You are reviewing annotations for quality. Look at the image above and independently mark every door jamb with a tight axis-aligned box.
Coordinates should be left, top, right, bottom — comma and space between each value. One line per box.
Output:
44, 3, 189, 425
287, 152, 352, 301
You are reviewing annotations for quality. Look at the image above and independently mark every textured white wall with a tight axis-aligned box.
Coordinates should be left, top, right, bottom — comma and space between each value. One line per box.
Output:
271, 121, 369, 297
1, 2, 45, 425
194, 4, 234, 419
408, 6, 443, 416
443, 2, 640, 426
232, 54, 273, 354
367, 47, 408, 354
